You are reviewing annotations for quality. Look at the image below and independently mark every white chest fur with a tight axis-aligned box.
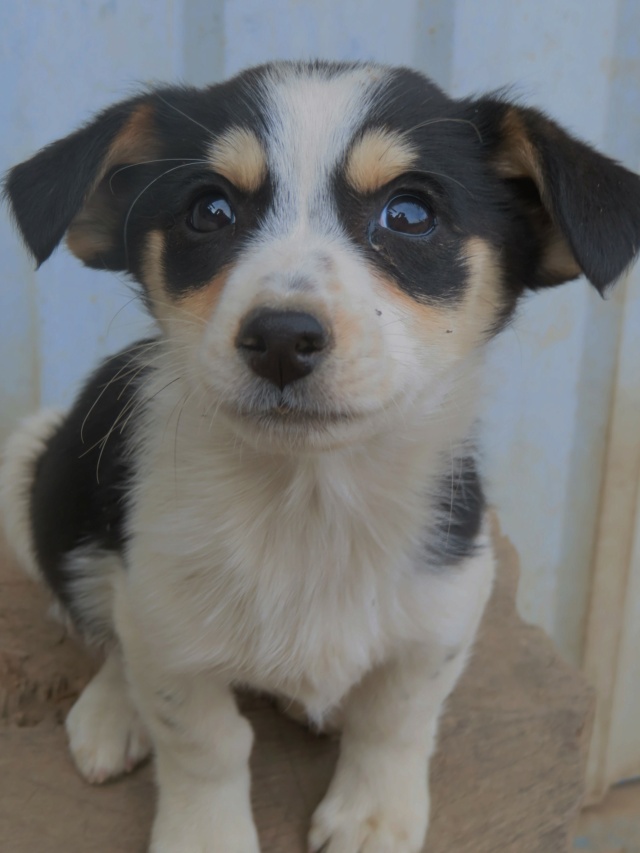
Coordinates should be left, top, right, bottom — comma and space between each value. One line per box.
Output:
123, 389, 486, 717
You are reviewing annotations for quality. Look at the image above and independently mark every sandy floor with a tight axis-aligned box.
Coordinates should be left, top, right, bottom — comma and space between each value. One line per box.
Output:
575, 782, 640, 853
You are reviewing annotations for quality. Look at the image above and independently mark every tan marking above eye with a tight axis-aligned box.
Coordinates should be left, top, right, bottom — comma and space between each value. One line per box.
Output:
345, 128, 418, 194
208, 127, 267, 193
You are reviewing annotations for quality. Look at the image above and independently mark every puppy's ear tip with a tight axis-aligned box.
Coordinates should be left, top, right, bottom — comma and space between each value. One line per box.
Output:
590, 262, 635, 298
14, 223, 57, 268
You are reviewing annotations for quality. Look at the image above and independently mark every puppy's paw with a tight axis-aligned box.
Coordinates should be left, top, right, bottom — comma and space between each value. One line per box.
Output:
309, 749, 429, 853
66, 668, 151, 784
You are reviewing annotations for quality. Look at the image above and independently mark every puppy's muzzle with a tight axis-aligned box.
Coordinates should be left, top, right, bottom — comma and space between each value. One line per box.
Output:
236, 309, 330, 390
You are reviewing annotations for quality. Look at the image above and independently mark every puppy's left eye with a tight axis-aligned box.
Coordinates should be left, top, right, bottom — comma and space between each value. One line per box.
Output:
379, 195, 436, 236
188, 193, 235, 232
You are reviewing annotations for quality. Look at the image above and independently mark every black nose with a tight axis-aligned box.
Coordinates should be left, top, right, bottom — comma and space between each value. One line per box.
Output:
236, 309, 329, 389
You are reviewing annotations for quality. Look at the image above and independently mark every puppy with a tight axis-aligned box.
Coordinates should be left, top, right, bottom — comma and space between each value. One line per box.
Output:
2, 61, 640, 853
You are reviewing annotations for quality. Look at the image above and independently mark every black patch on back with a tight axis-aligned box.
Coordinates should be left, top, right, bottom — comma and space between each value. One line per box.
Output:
30, 339, 157, 617
423, 456, 485, 569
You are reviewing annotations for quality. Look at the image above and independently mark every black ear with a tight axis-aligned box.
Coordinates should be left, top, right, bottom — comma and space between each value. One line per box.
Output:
3, 97, 158, 268
471, 98, 640, 294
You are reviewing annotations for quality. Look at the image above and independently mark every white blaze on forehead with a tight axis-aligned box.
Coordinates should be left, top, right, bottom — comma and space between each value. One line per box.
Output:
259, 66, 387, 234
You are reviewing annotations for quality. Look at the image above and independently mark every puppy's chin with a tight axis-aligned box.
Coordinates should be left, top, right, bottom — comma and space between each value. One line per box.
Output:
217, 402, 391, 454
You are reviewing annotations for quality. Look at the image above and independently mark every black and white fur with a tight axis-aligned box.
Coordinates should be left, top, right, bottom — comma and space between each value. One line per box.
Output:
2, 61, 640, 853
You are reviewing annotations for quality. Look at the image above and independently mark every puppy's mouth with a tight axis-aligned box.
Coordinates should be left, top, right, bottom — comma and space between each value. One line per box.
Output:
226, 398, 359, 428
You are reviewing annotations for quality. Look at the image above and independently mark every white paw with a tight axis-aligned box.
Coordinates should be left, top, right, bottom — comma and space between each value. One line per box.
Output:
309, 750, 429, 853
66, 666, 151, 784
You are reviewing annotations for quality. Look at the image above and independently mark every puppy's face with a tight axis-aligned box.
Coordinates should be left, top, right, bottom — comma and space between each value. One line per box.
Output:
122, 66, 510, 449
7, 62, 640, 449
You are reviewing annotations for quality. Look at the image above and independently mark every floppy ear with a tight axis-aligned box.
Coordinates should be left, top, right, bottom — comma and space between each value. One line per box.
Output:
4, 96, 159, 269
471, 98, 640, 294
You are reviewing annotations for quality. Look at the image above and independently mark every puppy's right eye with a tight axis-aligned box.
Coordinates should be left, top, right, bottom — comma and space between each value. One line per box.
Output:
188, 194, 235, 232
379, 195, 436, 237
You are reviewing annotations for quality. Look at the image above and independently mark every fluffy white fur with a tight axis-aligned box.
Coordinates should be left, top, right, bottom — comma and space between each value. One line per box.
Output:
0, 408, 64, 579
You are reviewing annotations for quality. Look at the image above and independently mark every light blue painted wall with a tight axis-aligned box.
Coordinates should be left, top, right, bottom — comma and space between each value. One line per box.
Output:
1, 0, 638, 664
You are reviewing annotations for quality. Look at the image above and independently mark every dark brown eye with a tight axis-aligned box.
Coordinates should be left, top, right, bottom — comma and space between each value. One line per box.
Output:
379, 195, 436, 236
188, 193, 235, 232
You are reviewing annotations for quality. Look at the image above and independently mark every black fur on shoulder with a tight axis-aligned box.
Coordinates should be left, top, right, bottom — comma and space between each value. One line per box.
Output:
30, 339, 157, 623
424, 456, 486, 570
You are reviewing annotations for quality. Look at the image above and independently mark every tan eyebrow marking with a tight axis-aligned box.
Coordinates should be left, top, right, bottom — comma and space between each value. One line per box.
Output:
208, 127, 267, 193
345, 128, 418, 194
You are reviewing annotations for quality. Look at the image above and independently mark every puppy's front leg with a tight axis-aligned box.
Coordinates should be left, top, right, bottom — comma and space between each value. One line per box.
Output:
118, 627, 259, 852
147, 680, 258, 853
310, 644, 470, 853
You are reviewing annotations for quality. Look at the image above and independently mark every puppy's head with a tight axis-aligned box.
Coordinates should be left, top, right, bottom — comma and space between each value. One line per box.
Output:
6, 62, 640, 450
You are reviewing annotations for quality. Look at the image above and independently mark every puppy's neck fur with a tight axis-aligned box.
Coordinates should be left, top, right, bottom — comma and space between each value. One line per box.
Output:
127, 361, 483, 713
